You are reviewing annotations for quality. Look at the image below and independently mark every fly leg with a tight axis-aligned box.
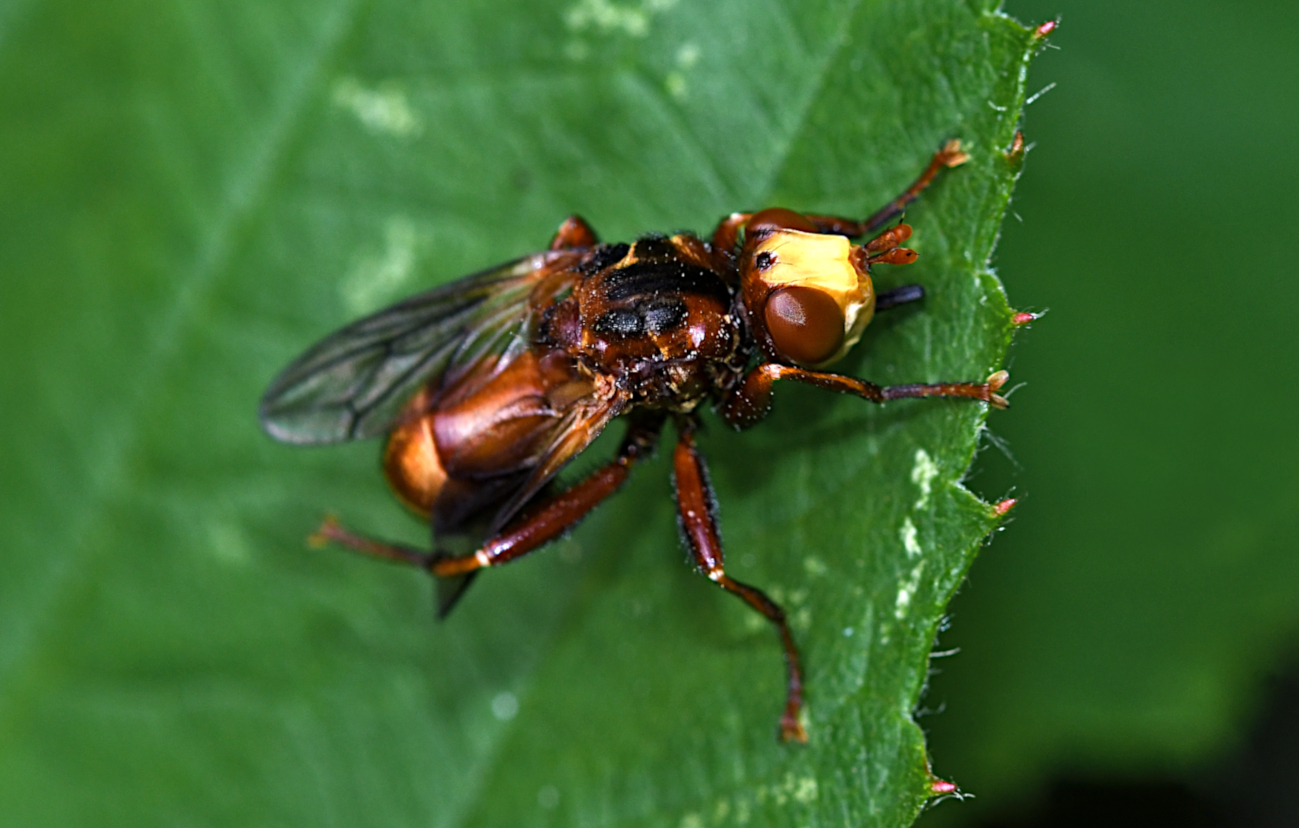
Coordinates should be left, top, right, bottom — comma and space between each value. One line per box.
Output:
314, 416, 662, 614
874, 284, 926, 310
803, 139, 969, 237
549, 215, 599, 250
722, 363, 1009, 430
708, 212, 751, 269
706, 141, 966, 272
311, 516, 431, 566
429, 415, 661, 577
673, 419, 808, 743
310, 513, 479, 614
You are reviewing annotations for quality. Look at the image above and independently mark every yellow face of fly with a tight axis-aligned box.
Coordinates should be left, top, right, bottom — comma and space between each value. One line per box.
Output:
750, 229, 876, 366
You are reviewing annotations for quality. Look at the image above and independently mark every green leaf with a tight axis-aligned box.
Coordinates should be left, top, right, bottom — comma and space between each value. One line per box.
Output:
0, 1, 1041, 826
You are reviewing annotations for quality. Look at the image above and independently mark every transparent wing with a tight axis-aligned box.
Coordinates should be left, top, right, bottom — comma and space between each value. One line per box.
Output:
259, 250, 581, 445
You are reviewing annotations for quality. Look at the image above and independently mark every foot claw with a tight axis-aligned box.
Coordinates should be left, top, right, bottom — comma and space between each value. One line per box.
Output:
308, 514, 342, 548
779, 715, 809, 743
940, 139, 969, 167
985, 370, 1010, 408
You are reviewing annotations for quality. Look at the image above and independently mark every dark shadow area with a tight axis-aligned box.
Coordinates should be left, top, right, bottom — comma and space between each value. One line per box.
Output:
964, 655, 1299, 828
1201, 656, 1299, 828
974, 780, 1226, 828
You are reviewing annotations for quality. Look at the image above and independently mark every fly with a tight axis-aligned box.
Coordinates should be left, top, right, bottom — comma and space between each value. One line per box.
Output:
258, 140, 1007, 742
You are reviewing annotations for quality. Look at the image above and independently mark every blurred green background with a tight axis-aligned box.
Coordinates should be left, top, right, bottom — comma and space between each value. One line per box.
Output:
2, 0, 1297, 825
922, 0, 1299, 825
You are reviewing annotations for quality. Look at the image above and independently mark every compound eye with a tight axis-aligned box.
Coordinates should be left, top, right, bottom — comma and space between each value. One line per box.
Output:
764, 286, 846, 365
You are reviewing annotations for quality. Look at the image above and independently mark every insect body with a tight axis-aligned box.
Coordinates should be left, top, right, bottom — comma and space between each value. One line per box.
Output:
259, 141, 1007, 742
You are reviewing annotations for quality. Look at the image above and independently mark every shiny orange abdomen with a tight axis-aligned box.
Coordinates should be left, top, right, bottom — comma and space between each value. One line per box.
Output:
382, 349, 592, 521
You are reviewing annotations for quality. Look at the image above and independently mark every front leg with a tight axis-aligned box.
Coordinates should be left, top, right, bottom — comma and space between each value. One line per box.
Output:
707, 212, 750, 273
673, 418, 807, 742
722, 363, 1008, 430
705, 140, 966, 262
804, 139, 969, 237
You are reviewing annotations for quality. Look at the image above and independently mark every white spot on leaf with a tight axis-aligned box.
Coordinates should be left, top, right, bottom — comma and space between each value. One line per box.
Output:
491, 691, 519, 721
537, 785, 560, 809
766, 771, 819, 806
793, 606, 812, 631
564, 0, 677, 37
911, 447, 939, 509
207, 520, 250, 565
341, 216, 422, 315
712, 799, 730, 822
895, 561, 925, 619
900, 517, 921, 558
665, 42, 699, 99
793, 775, 818, 803
332, 77, 421, 138
735, 798, 751, 824
665, 71, 687, 99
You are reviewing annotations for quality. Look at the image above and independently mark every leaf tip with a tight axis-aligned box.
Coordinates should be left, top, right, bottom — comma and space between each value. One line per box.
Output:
1004, 131, 1026, 165
929, 777, 959, 795
992, 498, 1017, 518
1011, 309, 1046, 327
1034, 19, 1058, 39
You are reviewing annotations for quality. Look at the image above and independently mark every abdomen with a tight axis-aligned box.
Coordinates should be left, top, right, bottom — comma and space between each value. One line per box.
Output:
383, 349, 593, 531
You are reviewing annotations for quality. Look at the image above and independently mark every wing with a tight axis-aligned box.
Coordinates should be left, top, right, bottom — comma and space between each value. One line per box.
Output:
487, 390, 628, 535
259, 250, 582, 445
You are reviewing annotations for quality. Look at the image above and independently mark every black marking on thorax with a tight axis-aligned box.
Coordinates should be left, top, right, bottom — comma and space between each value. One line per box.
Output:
603, 262, 721, 304
592, 307, 644, 337
588, 236, 729, 339
592, 297, 690, 338
601, 253, 729, 305
578, 242, 631, 275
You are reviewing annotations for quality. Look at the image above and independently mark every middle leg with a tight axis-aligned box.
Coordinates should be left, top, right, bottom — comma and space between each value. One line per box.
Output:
672, 418, 808, 742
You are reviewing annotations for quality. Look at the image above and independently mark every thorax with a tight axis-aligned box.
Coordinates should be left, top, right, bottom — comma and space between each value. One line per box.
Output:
539, 233, 744, 410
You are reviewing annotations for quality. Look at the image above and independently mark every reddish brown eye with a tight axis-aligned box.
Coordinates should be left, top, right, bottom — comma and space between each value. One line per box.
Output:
746, 207, 817, 236
764, 286, 845, 365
